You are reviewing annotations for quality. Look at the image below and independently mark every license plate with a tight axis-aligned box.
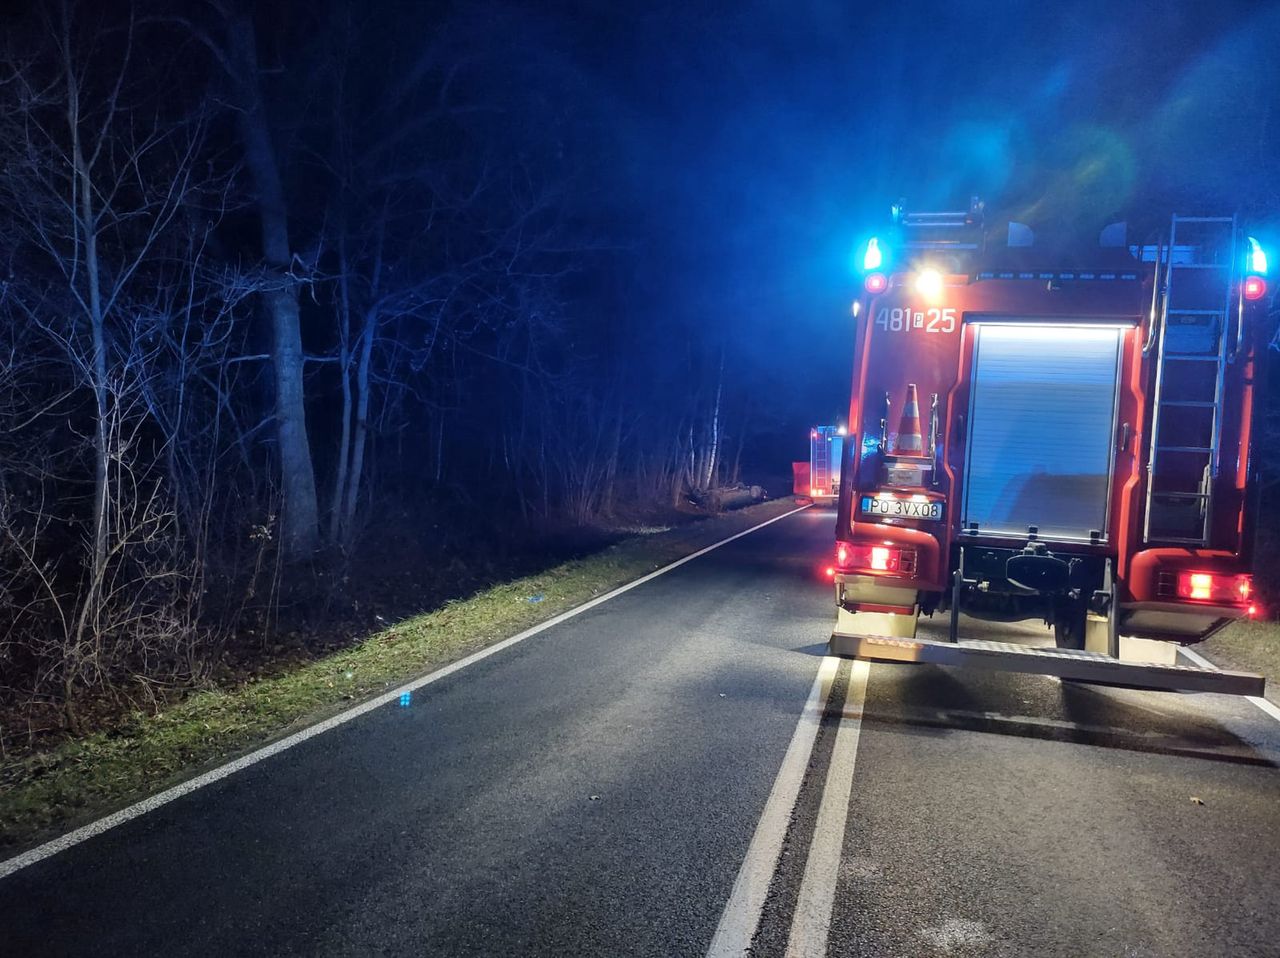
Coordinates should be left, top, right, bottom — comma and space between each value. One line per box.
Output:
861, 494, 943, 521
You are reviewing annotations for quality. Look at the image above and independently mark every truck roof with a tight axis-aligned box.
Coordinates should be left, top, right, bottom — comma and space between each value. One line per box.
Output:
885, 199, 1246, 276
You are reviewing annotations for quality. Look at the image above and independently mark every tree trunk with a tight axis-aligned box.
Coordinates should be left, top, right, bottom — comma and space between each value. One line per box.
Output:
730, 396, 748, 486
342, 305, 376, 542
730, 427, 745, 485
228, 11, 319, 559
328, 233, 354, 545
704, 348, 724, 490
600, 401, 623, 516
434, 416, 445, 484
65, 38, 103, 731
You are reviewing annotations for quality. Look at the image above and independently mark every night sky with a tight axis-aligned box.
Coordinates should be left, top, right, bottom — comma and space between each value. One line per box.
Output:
508, 0, 1280, 465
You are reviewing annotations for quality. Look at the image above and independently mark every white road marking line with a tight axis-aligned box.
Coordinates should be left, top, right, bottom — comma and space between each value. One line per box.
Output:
1180, 645, 1280, 724
0, 503, 811, 882
784, 658, 870, 958
706, 655, 840, 958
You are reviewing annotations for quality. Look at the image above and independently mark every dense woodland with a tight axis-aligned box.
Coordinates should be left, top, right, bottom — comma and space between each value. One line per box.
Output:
2, 1, 1279, 737
0, 1, 769, 733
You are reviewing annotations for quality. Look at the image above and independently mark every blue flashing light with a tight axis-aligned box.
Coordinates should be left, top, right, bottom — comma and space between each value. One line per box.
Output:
399, 691, 412, 708
1248, 236, 1267, 275
863, 237, 884, 271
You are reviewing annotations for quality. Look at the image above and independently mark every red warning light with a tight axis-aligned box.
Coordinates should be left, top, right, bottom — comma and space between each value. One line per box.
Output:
835, 541, 915, 575
1176, 571, 1253, 605
864, 272, 888, 294
1185, 572, 1214, 600
1244, 276, 1267, 301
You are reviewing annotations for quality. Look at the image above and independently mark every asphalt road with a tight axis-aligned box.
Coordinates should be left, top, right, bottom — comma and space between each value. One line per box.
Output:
4, 507, 1280, 956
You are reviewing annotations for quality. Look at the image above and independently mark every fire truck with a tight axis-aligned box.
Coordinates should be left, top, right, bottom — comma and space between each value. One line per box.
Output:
794, 425, 844, 503
830, 199, 1269, 695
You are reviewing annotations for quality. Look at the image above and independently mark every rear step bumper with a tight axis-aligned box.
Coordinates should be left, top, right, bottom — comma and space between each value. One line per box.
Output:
830, 633, 1265, 697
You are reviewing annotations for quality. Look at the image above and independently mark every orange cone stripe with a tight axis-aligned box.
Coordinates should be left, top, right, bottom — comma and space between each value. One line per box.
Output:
892, 384, 925, 455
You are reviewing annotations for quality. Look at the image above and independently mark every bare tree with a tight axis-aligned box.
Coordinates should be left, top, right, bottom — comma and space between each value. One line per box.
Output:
0, 2, 228, 726
175, 1, 321, 560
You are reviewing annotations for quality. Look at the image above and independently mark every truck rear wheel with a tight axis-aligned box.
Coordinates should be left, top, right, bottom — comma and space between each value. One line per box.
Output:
1052, 593, 1088, 650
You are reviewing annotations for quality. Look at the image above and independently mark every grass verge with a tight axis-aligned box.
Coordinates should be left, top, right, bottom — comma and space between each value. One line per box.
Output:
0, 498, 803, 854
1196, 618, 1280, 704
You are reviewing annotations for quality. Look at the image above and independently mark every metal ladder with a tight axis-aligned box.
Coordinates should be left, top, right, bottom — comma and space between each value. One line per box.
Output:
812, 427, 833, 494
1143, 215, 1239, 545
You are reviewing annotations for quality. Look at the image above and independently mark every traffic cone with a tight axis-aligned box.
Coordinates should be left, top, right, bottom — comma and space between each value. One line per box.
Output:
891, 384, 925, 456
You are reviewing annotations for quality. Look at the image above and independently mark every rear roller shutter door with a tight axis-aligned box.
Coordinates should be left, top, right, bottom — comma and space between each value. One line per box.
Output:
962, 324, 1123, 542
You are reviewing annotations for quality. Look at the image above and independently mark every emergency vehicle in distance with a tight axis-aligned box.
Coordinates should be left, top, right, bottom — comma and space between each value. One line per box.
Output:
793, 425, 844, 503
830, 199, 1270, 695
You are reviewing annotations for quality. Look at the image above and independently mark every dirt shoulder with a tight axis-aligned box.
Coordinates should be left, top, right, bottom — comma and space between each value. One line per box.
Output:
0, 499, 804, 855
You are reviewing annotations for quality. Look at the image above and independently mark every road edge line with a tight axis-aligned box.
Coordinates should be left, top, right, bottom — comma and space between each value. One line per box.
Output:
0, 503, 812, 881
706, 655, 840, 958
783, 658, 870, 958
1179, 645, 1280, 723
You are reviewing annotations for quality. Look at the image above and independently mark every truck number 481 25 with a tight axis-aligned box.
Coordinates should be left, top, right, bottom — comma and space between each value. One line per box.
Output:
875, 307, 957, 334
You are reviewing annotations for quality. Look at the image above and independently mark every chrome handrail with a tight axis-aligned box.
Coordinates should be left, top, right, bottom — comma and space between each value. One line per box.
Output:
929, 392, 940, 486
1142, 238, 1167, 356
1231, 233, 1247, 364
878, 391, 891, 453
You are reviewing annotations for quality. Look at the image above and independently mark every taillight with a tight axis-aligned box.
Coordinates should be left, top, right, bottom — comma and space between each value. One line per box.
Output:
835, 542, 916, 575
1176, 571, 1252, 605
1244, 276, 1267, 301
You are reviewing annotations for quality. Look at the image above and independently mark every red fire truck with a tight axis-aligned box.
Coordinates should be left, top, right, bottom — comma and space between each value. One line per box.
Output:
831, 200, 1269, 694
793, 425, 845, 503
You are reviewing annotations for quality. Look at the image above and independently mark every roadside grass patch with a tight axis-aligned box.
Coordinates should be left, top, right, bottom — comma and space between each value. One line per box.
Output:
0, 499, 800, 853
1197, 618, 1280, 702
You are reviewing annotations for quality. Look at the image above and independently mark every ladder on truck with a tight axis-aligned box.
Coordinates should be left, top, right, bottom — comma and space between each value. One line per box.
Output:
811, 427, 834, 495
1143, 215, 1239, 545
